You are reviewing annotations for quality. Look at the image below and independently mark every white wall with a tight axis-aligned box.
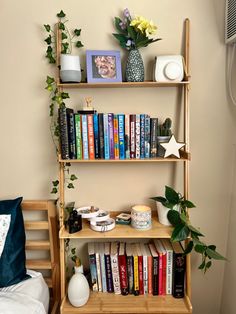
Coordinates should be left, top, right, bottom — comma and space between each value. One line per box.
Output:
0, 1, 234, 313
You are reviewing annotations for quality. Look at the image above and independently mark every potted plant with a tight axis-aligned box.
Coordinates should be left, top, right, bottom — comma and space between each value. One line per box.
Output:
157, 118, 172, 157
44, 10, 84, 82
151, 186, 226, 272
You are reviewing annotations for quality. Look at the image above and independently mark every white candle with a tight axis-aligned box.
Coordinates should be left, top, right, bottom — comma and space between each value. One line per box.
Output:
131, 205, 152, 230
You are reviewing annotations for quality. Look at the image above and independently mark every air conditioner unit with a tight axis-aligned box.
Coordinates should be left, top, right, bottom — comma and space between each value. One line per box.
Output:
226, 0, 236, 44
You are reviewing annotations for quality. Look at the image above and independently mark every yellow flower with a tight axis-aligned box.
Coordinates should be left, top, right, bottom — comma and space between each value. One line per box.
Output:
130, 15, 157, 37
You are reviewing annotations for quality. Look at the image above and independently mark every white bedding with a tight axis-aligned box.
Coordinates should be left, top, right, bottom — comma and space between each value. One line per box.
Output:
0, 270, 49, 314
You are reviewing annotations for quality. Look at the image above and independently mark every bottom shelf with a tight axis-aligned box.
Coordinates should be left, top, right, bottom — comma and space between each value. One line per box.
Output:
61, 293, 192, 314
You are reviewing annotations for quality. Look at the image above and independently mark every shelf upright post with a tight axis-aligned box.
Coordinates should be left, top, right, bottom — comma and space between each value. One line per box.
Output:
184, 18, 191, 301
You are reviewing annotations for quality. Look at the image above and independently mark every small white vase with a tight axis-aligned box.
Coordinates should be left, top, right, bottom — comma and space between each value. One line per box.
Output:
68, 265, 90, 307
156, 203, 180, 226
60, 54, 81, 83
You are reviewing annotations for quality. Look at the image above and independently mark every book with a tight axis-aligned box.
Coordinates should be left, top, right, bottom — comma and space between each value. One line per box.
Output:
126, 243, 134, 294
74, 114, 82, 159
87, 114, 95, 160
114, 114, 119, 160
93, 113, 99, 159
118, 114, 125, 160
131, 243, 139, 295
130, 114, 136, 159
148, 243, 159, 295
118, 242, 128, 295
108, 113, 115, 159
58, 107, 70, 159
104, 242, 114, 293
144, 115, 151, 158
172, 242, 186, 298
135, 243, 144, 295
94, 242, 102, 292
103, 114, 110, 160
161, 239, 173, 295
110, 242, 121, 294
135, 114, 141, 159
150, 118, 158, 158
140, 243, 148, 294
98, 113, 104, 159
67, 110, 76, 159
81, 114, 89, 160
144, 244, 153, 294
99, 242, 107, 292
88, 242, 98, 291
125, 114, 130, 159
154, 239, 167, 295
140, 114, 145, 159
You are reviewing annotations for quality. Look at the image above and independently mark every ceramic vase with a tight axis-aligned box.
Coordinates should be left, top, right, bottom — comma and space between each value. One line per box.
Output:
68, 265, 90, 307
156, 203, 180, 226
125, 49, 144, 82
60, 54, 81, 83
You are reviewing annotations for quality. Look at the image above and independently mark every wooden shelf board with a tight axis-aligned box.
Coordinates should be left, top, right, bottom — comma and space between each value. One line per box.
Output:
57, 81, 189, 89
60, 211, 173, 239
61, 293, 192, 314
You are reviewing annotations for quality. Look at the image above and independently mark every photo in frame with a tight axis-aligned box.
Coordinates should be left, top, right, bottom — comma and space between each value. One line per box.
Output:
86, 50, 122, 83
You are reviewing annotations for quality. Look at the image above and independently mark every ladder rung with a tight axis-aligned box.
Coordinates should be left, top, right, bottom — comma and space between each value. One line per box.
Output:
26, 259, 52, 269
24, 221, 49, 230
26, 240, 50, 250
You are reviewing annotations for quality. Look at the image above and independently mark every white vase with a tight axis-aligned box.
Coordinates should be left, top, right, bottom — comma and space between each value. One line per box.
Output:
60, 54, 81, 83
68, 265, 90, 307
156, 203, 180, 226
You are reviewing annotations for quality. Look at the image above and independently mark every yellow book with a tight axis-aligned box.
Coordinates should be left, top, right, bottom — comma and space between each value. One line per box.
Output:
131, 243, 139, 295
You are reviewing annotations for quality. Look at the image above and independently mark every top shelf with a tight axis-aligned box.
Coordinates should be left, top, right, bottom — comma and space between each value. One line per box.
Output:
57, 80, 190, 89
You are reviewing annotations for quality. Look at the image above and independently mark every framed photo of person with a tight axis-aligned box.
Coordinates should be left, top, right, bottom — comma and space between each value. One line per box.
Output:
86, 50, 122, 83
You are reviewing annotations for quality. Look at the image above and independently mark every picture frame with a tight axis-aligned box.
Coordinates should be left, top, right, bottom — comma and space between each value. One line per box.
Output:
86, 50, 122, 83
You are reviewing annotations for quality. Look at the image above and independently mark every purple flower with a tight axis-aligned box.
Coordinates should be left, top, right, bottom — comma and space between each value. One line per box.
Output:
123, 8, 131, 19
126, 39, 132, 46
119, 21, 126, 30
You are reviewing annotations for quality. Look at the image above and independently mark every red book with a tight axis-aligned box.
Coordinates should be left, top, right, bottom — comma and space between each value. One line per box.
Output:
87, 114, 95, 160
118, 242, 128, 295
135, 243, 144, 295
130, 114, 136, 158
145, 244, 153, 294
154, 239, 167, 295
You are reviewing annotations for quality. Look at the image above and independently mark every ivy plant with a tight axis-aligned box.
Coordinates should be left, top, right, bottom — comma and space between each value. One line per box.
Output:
151, 186, 226, 272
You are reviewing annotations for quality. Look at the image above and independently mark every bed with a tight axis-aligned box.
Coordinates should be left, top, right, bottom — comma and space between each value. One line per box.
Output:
0, 200, 60, 314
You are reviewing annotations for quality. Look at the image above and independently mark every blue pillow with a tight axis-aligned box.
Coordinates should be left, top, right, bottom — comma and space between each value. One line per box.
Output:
0, 197, 30, 287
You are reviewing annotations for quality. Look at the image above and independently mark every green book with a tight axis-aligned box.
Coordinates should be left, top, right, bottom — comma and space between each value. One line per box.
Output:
74, 114, 82, 159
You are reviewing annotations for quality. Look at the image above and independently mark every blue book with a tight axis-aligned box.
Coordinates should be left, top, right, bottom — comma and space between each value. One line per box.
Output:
108, 113, 114, 159
81, 114, 89, 160
140, 114, 145, 159
88, 243, 98, 292
93, 114, 99, 159
103, 114, 110, 160
145, 115, 151, 158
118, 114, 125, 160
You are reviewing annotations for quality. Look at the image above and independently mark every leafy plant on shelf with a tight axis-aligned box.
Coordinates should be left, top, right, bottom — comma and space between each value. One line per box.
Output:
44, 10, 84, 63
151, 186, 226, 272
45, 75, 78, 194
157, 118, 172, 136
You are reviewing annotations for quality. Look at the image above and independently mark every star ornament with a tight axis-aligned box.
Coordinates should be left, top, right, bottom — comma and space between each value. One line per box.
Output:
160, 135, 185, 158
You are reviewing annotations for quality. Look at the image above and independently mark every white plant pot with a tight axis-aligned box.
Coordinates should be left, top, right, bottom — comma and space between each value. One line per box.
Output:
60, 54, 81, 83
156, 203, 180, 226
68, 265, 90, 307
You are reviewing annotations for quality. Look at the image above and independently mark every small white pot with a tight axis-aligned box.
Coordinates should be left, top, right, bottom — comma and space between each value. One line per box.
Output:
60, 54, 81, 83
68, 265, 90, 307
156, 203, 180, 226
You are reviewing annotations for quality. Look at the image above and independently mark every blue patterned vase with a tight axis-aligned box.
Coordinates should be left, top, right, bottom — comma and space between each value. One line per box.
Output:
125, 49, 144, 82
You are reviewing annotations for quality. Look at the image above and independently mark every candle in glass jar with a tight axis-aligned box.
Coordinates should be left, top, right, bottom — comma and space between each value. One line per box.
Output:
131, 205, 152, 230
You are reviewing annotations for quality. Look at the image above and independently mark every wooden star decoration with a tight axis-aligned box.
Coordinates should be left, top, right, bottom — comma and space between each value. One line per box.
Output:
160, 135, 185, 158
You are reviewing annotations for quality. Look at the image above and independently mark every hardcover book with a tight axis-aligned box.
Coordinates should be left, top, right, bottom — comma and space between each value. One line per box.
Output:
144, 244, 153, 294
144, 115, 151, 158
135, 243, 144, 295
88, 242, 98, 292
118, 242, 128, 295
108, 113, 115, 159
135, 114, 141, 159
140, 114, 145, 159
154, 239, 167, 295
110, 242, 121, 294
140, 243, 148, 294
114, 114, 119, 160
104, 242, 114, 293
74, 114, 82, 159
87, 114, 95, 160
93, 113, 99, 159
103, 114, 110, 160
58, 107, 71, 160
172, 242, 186, 298
126, 243, 134, 294
94, 242, 102, 292
99, 242, 107, 292
149, 243, 159, 295
81, 114, 89, 160
130, 114, 136, 159
118, 114, 125, 160
131, 243, 139, 295
98, 113, 104, 159
125, 114, 130, 159
150, 118, 158, 158
67, 110, 76, 159
161, 239, 173, 295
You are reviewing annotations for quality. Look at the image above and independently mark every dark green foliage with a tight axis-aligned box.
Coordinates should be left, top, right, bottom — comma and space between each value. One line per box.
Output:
157, 118, 172, 136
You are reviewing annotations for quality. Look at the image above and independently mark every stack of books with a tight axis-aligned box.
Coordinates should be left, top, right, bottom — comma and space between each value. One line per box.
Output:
58, 108, 161, 160
87, 240, 185, 298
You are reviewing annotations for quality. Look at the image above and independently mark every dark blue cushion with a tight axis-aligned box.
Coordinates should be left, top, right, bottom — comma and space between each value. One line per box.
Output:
0, 197, 30, 287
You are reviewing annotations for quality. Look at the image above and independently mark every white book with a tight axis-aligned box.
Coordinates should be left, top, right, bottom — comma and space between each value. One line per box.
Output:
161, 239, 173, 295
94, 242, 102, 292
140, 243, 148, 294
99, 242, 107, 292
110, 242, 121, 294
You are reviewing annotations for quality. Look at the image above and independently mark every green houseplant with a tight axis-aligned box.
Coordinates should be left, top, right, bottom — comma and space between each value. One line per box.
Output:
151, 186, 226, 272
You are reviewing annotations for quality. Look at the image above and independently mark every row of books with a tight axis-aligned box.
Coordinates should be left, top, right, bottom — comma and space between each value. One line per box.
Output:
58, 108, 161, 160
87, 240, 185, 298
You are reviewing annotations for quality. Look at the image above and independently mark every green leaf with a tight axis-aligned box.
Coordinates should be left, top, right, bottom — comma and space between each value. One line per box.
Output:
112, 33, 127, 44
165, 186, 180, 204
198, 260, 205, 270
52, 180, 59, 186
208, 245, 216, 251
46, 76, 55, 85
194, 244, 206, 253
54, 125, 60, 137
205, 261, 212, 269
67, 183, 74, 189
74, 29, 81, 36
150, 196, 166, 203
45, 35, 52, 45
70, 174, 78, 181
61, 92, 70, 99
44, 24, 51, 32
59, 22, 65, 30
114, 17, 127, 34
49, 56, 56, 64
189, 225, 204, 237
206, 248, 226, 260
75, 41, 84, 48
61, 42, 69, 53
71, 247, 76, 255
46, 85, 53, 92
180, 212, 188, 223
46, 46, 53, 53
171, 224, 190, 242
61, 32, 67, 40
182, 200, 196, 208
57, 10, 66, 18
49, 103, 54, 117
167, 209, 181, 226
127, 25, 137, 41
184, 241, 194, 254
51, 187, 58, 194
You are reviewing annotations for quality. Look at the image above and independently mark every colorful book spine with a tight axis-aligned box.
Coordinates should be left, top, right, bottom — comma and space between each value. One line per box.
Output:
140, 114, 145, 159
103, 114, 110, 160
87, 114, 95, 160
135, 114, 140, 159
162, 251, 167, 295
88, 243, 98, 292
118, 243, 128, 295
140, 243, 148, 295
158, 252, 163, 295
99, 243, 107, 292
74, 114, 82, 160
95, 243, 102, 292
93, 113, 99, 159
145, 244, 153, 295
104, 243, 114, 293
58, 107, 70, 160
98, 113, 104, 159
132, 244, 139, 296
150, 118, 158, 158
81, 114, 89, 160
149, 243, 159, 295
67, 110, 76, 159
130, 114, 136, 159
125, 114, 130, 159
108, 113, 115, 159
111, 242, 121, 294
144, 115, 151, 158
172, 242, 186, 298
126, 244, 134, 294
118, 114, 125, 160
114, 114, 119, 160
